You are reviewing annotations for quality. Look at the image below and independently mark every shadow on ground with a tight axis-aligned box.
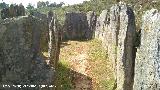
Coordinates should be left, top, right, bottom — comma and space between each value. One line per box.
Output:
62, 38, 93, 42
60, 38, 93, 49
60, 42, 71, 48
55, 62, 93, 90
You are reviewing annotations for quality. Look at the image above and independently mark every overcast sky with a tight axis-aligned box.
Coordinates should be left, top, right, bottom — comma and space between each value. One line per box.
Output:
1, 0, 90, 7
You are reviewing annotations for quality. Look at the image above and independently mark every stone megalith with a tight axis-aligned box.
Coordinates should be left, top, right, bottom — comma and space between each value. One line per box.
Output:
9, 4, 16, 18
86, 11, 97, 39
133, 9, 160, 90
31, 11, 47, 22
18, 4, 25, 16
14, 5, 19, 17
116, 3, 136, 90
63, 12, 88, 40
0, 16, 55, 90
48, 11, 61, 69
106, 3, 136, 90
1, 4, 25, 19
107, 4, 120, 81
95, 9, 110, 41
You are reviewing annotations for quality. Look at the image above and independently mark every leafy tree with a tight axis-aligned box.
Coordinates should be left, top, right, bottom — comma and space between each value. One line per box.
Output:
26, 3, 35, 14
46, 1, 49, 7
48, 2, 57, 7
26, 3, 34, 10
0, 2, 9, 9
37, 1, 46, 8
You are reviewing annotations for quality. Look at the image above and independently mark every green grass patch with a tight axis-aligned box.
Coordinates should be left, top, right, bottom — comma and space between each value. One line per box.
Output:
56, 59, 73, 90
88, 39, 115, 90
88, 39, 107, 61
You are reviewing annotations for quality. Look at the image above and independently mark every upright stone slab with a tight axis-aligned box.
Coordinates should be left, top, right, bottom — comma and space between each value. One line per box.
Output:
32, 11, 47, 22
63, 12, 88, 40
0, 16, 54, 90
106, 3, 136, 90
95, 9, 109, 41
116, 3, 136, 90
86, 11, 97, 39
48, 11, 61, 69
108, 4, 120, 80
133, 9, 160, 90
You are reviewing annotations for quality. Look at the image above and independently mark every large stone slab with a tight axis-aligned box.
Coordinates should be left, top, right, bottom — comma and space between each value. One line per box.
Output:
86, 11, 97, 39
116, 3, 136, 90
48, 11, 61, 69
63, 12, 88, 40
95, 9, 110, 41
0, 16, 55, 90
95, 3, 136, 90
133, 9, 160, 90
104, 5, 120, 83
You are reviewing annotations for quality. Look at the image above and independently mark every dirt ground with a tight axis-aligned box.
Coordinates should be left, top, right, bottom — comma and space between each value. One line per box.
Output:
58, 40, 115, 90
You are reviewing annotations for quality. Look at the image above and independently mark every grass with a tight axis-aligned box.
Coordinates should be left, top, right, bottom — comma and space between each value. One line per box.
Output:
41, 50, 73, 90
56, 39, 115, 90
88, 39, 107, 62
55, 59, 73, 90
88, 39, 115, 90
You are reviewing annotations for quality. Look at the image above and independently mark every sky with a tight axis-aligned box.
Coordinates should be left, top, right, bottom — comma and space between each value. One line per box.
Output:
2, 0, 90, 7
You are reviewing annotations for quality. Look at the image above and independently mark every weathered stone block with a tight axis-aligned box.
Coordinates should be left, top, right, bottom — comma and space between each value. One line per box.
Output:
47, 11, 61, 69
133, 9, 160, 90
116, 3, 136, 90
95, 2, 136, 90
86, 11, 97, 39
63, 12, 88, 40
0, 16, 55, 90
95, 9, 110, 41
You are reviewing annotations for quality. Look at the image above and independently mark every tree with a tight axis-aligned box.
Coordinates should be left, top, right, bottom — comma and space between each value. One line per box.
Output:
37, 1, 46, 8
26, 3, 34, 12
46, 1, 49, 7
48, 2, 57, 7
26, 3, 34, 10
0, 2, 9, 9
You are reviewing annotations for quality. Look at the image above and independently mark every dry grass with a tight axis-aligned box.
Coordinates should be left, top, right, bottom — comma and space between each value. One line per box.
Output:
88, 39, 115, 90
57, 39, 115, 90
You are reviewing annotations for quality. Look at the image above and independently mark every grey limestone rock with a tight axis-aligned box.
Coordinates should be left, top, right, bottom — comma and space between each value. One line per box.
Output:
0, 16, 55, 90
133, 9, 160, 90
96, 2, 136, 90
95, 9, 110, 41
116, 3, 136, 90
63, 12, 88, 40
86, 11, 97, 39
